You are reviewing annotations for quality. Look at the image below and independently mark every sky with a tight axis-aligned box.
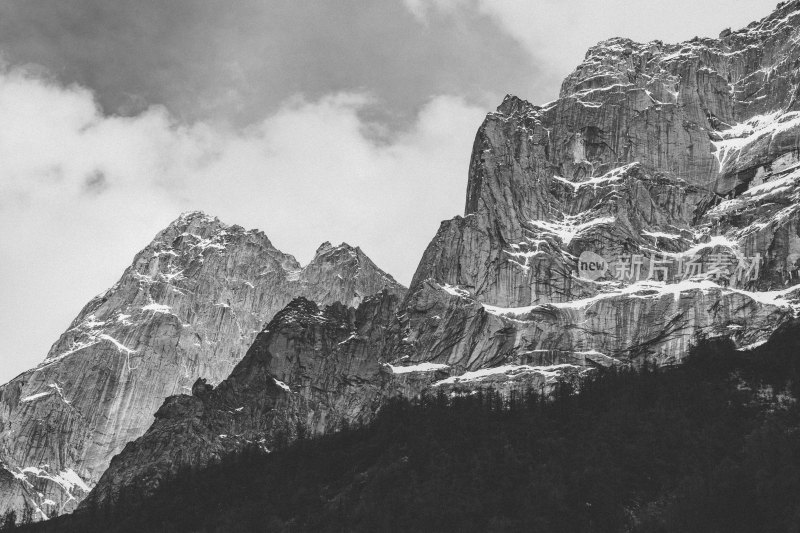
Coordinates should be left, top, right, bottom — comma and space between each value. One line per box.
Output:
0, 0, 780, 383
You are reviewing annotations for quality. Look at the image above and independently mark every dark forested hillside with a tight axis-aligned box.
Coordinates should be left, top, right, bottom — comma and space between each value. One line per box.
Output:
11, 323, 800, 533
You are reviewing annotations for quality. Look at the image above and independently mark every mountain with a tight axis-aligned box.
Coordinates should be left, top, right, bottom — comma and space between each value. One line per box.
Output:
78, 0, 800, 511
9, 0, 800, 524
0, 211, 404, 521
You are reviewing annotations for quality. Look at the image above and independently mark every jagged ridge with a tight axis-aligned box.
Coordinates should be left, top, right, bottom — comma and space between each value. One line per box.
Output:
0, 211, 404, 520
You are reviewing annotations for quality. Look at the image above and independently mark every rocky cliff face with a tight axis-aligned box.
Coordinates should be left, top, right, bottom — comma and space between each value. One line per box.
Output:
80, 1, 800, 509
0, 211, 404, 520
401, 0, 800, 372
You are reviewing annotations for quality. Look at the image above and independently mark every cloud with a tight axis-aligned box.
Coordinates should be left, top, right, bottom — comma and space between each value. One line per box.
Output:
403, 0, 780, 104
0, 0, 535, 127
0, 66, 487, 384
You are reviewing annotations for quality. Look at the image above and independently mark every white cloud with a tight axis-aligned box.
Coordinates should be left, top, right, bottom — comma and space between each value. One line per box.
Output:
0, 67, 486, 383
402, 0, 779, 104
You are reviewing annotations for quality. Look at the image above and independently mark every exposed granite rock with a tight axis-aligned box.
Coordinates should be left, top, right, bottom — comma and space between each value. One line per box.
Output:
0, 211, 404, 520
405, 0, 800, 372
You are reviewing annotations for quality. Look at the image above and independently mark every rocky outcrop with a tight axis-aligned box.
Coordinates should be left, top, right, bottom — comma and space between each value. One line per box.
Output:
83, 292, 582, 508
82, 293, 399, 506
0, 211, 404, 520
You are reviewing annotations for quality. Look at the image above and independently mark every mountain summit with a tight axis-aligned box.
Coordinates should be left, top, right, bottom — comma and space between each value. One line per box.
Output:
0, 211, 404, 520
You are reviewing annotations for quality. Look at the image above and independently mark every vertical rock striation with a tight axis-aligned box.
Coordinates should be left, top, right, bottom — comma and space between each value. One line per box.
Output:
403, 0, 800, 372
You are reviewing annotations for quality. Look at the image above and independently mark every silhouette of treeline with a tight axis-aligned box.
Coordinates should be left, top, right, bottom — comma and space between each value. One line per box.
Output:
10, 322, 800, 532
